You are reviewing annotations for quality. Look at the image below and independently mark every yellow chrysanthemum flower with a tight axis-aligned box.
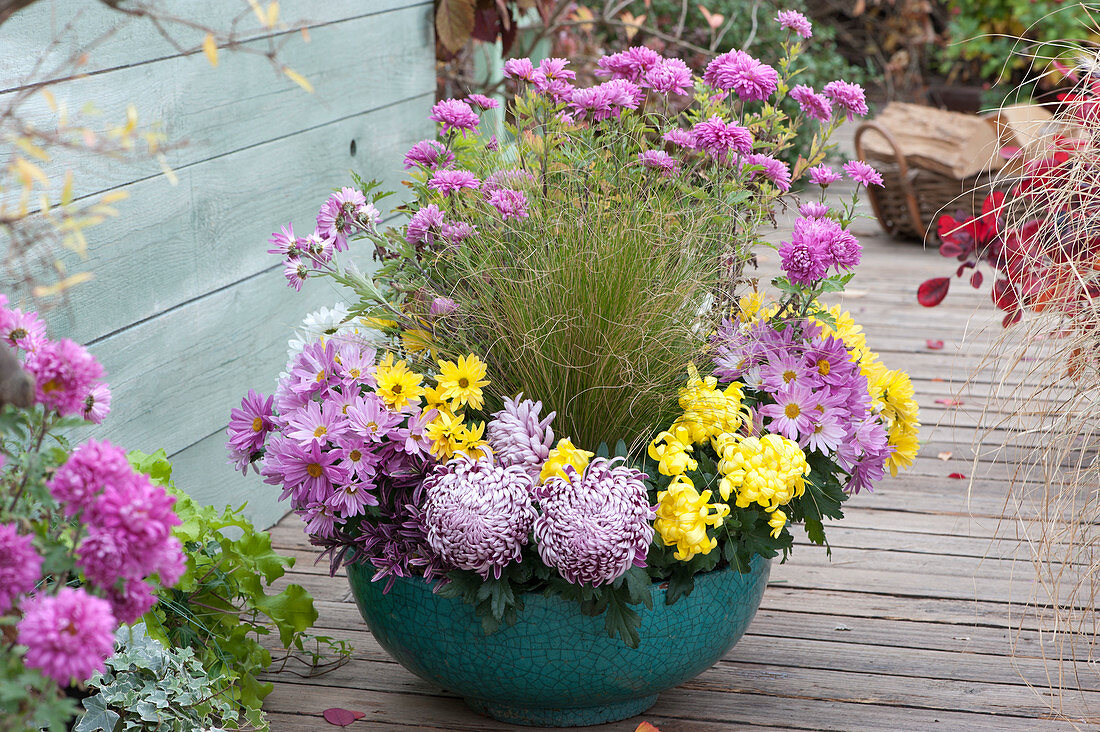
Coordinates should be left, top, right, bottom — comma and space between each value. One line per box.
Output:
402, 327, 435, 356
456, 420, 490, 458
422, 383, 449, 413
362, 315, 398, 331
425, 410, 465, 459
671, 365, 747, 445
654, 474, 730, 561
436, 354, 490, 411
715, 433, 809, 510
539, 438, 594, 484
886, 424, 920, 476
648, 430, 698, 476
374, 352, 424, 410
768, 509, 788, 539
738, 290, 766, 320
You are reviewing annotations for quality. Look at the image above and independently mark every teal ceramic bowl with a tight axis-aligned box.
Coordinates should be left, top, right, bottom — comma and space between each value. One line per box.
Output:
347, 556, 771, 727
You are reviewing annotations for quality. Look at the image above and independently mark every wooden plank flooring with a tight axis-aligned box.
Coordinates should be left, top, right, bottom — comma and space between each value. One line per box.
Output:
261, 189, 1099, 729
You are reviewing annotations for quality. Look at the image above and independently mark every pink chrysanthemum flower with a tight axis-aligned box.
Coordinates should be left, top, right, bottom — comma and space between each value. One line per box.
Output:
428, 169, 481, 197
799, 201, 830, 218
487, 188, 529, 220
335, 343, 377, 387
843, 159, 885, 187
403, 139, 455, 171
779, 228, 829, 285
638, 150, 681, 177
704, 50, 778, 101
81, 382, 111, 424
663, 128, 697, 149
784, 216, 861, 276
823, 80, 869, 120
441, 221, 477, 245
316, 187, 379, 252
18, 587, 116, 685
595, 46, 663, 82
789, 85, 833, 123
285, 399, 348, 446
284, 258, 308, 291
430, 296, 457, 317
325, 476, 380, 517
466, 93, 500, 110
777, 9, 813, 38
744, 153, 792, 191
502, 57, 536, 81
423, 457, 537, 580
266, 222, 301, 258
483, 168, 537, 192
808, 165, 842, 186
534, 58, 576, 101
692, 116, 753, 161
406, 204, 445, 245
760, 383, 817, 440
534, 457, 654, 586
0, 306, 47, 351
761, 351, 817, 393
642, 57, 694, 95
269, 436, 348, 506
488, 394, 556, 482
22, 339, 104, 418
48, 439, 133, 517
75, 528, 126, 587
0, 523, 43, 613
227, 389, 275, 467
86, 473, 181, 578
429, 98, 480, 136
106, 579, 156, 625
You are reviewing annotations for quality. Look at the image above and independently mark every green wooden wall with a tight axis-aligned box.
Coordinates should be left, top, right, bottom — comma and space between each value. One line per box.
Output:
0, 0, 435, 528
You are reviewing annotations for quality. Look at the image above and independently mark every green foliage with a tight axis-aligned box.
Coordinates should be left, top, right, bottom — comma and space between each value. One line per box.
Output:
0, 642, 78, 732
129, 450, 351, 731
75, 624, 236, 732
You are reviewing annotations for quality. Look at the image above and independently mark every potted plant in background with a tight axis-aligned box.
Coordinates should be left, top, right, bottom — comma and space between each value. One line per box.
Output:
228, 10, 920, 726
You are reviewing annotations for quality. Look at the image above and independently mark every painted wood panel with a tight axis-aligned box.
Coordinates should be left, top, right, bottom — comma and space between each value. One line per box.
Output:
2, 2, 435, 527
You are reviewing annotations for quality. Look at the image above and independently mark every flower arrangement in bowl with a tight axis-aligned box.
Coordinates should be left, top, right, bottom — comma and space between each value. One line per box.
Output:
228, 10, 919, 727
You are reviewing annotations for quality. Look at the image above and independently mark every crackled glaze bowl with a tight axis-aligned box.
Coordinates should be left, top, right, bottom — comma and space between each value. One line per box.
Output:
347, 556, 771, 727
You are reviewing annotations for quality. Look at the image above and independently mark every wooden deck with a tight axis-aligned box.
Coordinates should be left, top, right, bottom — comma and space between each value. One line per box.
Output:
260, 193, 1100, 730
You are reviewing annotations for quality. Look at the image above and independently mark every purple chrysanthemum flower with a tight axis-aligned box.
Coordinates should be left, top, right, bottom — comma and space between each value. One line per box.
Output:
534, 457, 654, 586
805, 412, 846, 453
441, 221, 477, 245
0, 306, 47, 352
325, 478, 380, 517
761, 351, 817, 393
406, 204, 445, 246
595, 46, 663, 82
487, 188, 529, 220
703, 50, 778, 101
283, 258, 308, 291
266, 436, 348, 507
503, 57, 536, 81
663, 128, 697, 149
843, 159, 885, 188
759, 383, 817, 440
779, 229, 829, 286
466, 93, 500, 110
335, 343, 377, 387
23, 338, 104, 417
346, 393, 402, 443
777, 9, 813, 38
429, 98, 480, 136
789, 85, 833, 122
106, 579, 156, 625
799, 201, 830, 218
533, 58, 576, 101
808, 164, 842, 186
790, 215, 862, 271
428, 169, 481, 197
483, 168, 537, 192
288, 339, 337, 397
266, 222, 301, 258
86, 473, 181, 577
285, 399, 348, 446
75, 528, 126, 587
570, 80, 641, 121
693, 116, 753, 161
0, 523, 43, 613
744, 153, 792, 191
48, 440, 133, 517
316, 187, 378, 252
18, 587, 116, 685
81, 381, 111, 424
227, 389, 275, 463
488, 394, 556, 482
642, 57, 693, 95
638, 150, 681, 177
423, 456, 537, 580
430, 296, 457, 317
823, 80, 869, 120
403, 140, 455, 171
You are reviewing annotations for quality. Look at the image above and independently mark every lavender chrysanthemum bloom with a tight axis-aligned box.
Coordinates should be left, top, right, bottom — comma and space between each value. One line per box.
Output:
227, 389, 275, 464
284, 258, 307, 291
744, 153, 791, 192
48, 439, 134, 517
430, 296, 457, 317
595, 46, 662, 82
638, 150, 681, 177
789, 85, 833, 122
823, 80, 869, 120
423, 457, 537, 580
693, 116, 753, 161
488, 394, 556, 481
18, 587, 116, 685
487, 188, 529, 220
0, 306, 47, 351
428, 169, 481, 196
843, 159, 885, 188
0, 523, 43, 613
23, 338, 104, 417
534, 457, 654, 586
663, 128, 697, 149
406, 204, 445, 245
785, 216, 862, 277
533, 58, 576, 101
266, 222, 301, 258
466, 93, 500, 110
642, 57, 693, 95
403, 140, 455, 171
777, 9, 813, 38
317, 187, 377, 252
704, 50, 778, 101
441, 221, 477, 245
808, 165, 841, 186
107, 579, 156, 624
483, 168, 537, 192
779, 228, 829, 286
82, 381, 111, 424
503, 57, 535, 81
429, 98, 480, 135
799, 201, 830, 218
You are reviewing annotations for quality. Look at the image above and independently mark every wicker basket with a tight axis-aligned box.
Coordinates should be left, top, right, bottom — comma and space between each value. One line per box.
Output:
854, 121, 1003, 244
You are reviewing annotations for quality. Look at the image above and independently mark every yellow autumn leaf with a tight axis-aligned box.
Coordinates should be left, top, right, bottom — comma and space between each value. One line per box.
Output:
14, 136, 50, 162
247, 0, 265, 24
698, 4, 724, 30
156, 154, 179, 186
40, 89, 56, 111
266, 1, 279, 27
33, 272, 94, 298
283, 66, 314, 93
572, 5, 595, 32
14, 157, 48, 186
202, 33, 219, 67
301, 27, 311, 43
620, 11, 645, 40
61, 171, 74, 205
100, 190, 129, 204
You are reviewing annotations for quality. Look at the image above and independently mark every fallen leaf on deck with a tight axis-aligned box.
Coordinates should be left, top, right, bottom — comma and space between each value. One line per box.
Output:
931, 377, 944, 382
948, 473, 967, 479
636, 723, 662, 732
324, 709, 366, 726
937, 451, 953, 461
935, 398, 963, 406
926, 339, 945, 350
